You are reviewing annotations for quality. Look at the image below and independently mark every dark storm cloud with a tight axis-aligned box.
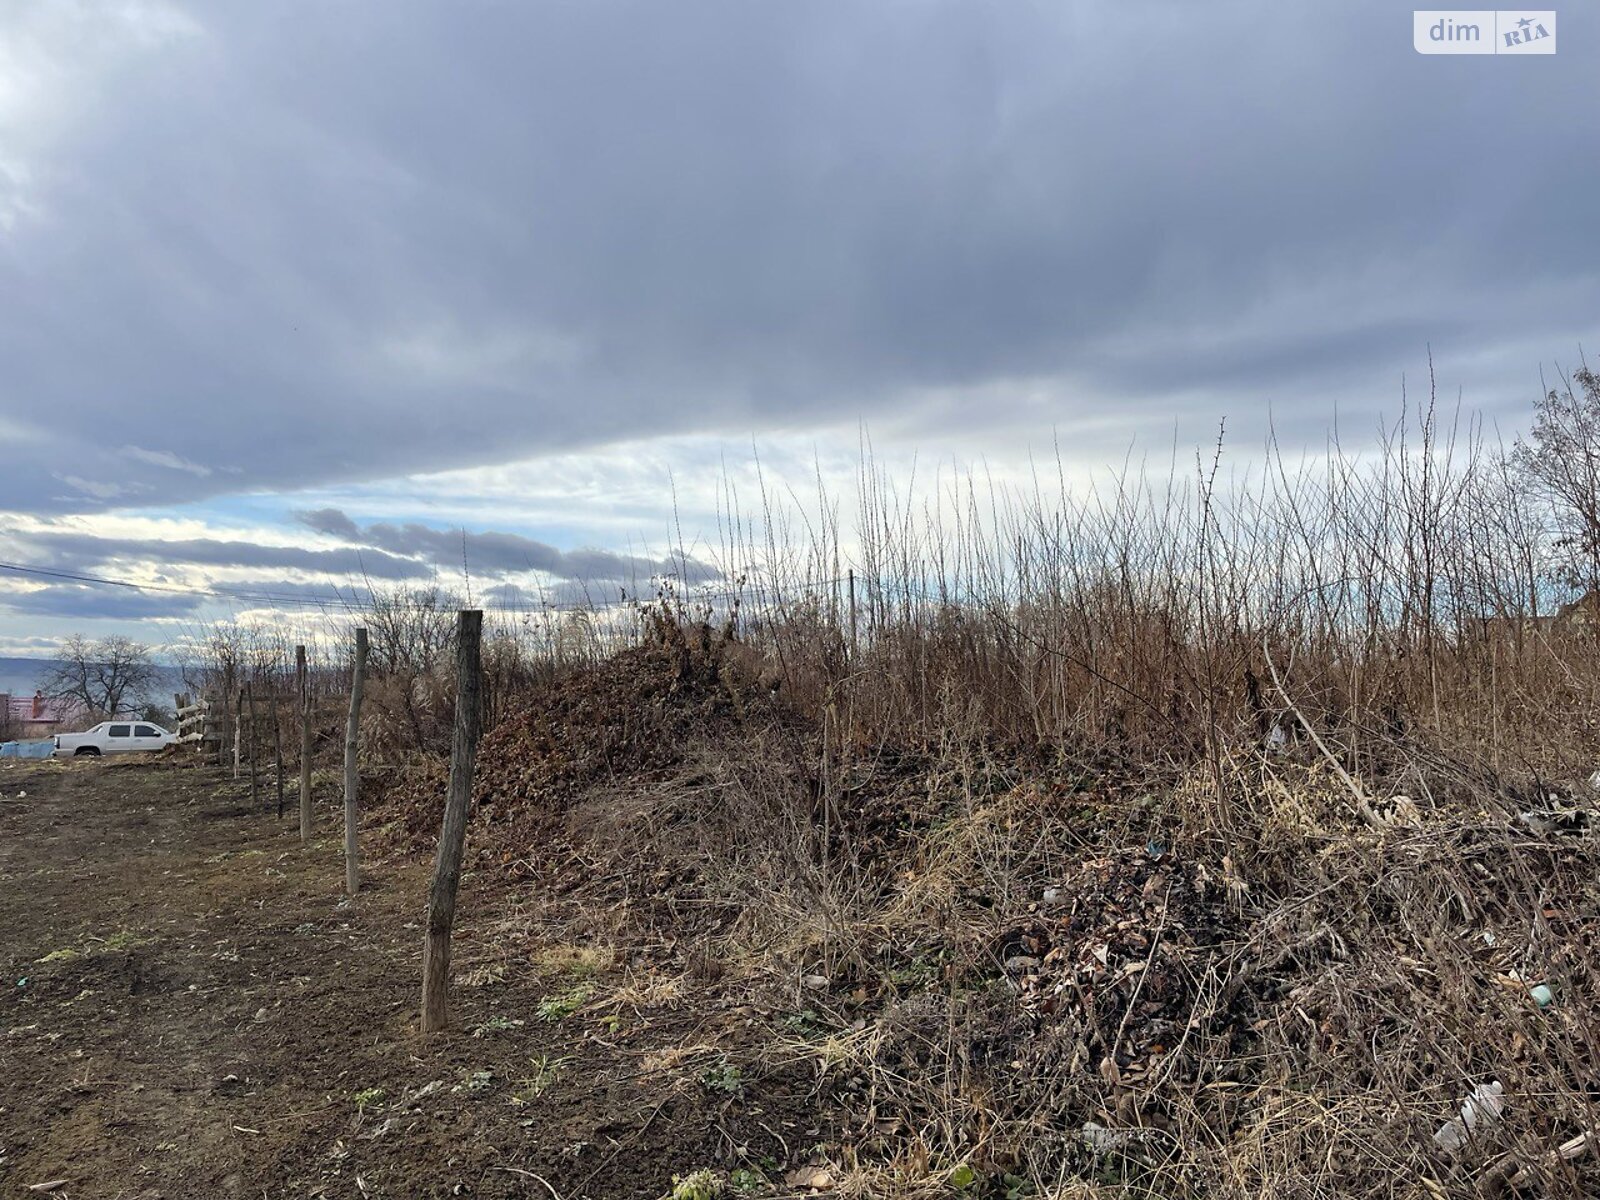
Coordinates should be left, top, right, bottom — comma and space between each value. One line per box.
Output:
1, 1, 1597, 512
293, 508, 718, 584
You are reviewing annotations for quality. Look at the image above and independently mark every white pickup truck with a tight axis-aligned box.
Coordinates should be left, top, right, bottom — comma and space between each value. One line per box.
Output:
53, 721, 177, 757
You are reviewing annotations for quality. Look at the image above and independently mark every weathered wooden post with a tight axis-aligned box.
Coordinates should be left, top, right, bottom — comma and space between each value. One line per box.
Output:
296, 645, 312, 844
420, 610, 484, 1034
270, 690, 285, 820
233, 686, 243, 779
344, 627, 368, 895
245, 683, 260, 810
848, 568, 858, 661
201, 694, 223, 765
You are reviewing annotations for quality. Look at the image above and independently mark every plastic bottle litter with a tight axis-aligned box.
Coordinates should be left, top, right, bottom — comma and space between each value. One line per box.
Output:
1519, 809, 1557, 835
1433, 1080, 1504, 1152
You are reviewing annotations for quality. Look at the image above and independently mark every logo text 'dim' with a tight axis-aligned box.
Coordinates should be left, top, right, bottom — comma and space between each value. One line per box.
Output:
1414, 10, 1556, 53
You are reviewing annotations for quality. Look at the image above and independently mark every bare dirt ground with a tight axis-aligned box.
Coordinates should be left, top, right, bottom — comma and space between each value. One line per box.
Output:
0, 758, 829, 1200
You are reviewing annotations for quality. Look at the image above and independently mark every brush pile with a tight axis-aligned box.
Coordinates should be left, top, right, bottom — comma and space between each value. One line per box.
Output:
369, 639, 1600, 1197
1001, 847, 1250, 1086
369, 636, 789, 916
858, 784, 1600, 1198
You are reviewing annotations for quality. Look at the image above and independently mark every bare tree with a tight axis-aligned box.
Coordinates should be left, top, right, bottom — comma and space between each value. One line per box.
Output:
1513, 365, 1600, 595
41, 635, 160, 719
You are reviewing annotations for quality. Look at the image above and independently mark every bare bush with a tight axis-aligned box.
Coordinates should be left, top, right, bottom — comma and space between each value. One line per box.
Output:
185, 372, 1600, 1194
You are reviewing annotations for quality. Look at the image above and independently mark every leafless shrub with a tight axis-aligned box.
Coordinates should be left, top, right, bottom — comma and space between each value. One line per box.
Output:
191, 370, 1600, 1193
500, 377, 1600, 1196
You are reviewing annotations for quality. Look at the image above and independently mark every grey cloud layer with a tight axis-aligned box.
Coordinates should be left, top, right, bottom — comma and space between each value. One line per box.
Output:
293, 509, 717, 585
0, 584, 208, 621
0, 510, 715, 622
14, 529, 425, 581
1, 1, 1597, 513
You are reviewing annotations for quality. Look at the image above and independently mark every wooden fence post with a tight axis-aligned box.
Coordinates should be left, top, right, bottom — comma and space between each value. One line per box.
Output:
233, 687, 243, 779
421, 610, 484, 1034
209, 697, 224, 766
297, 645, 312, 844
344, 627, 368, 896
245, 683, 259, 810
270, 691, 285, 820
848, 568, 858, 661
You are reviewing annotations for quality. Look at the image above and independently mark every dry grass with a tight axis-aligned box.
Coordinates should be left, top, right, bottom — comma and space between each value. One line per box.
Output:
190, 385, 1600, 1196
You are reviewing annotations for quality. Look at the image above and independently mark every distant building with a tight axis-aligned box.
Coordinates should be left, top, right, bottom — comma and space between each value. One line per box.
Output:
1, 691, 86, 738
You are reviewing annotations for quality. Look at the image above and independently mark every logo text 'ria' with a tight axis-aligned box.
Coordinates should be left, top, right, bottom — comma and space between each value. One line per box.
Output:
1502, 14, 1550, 45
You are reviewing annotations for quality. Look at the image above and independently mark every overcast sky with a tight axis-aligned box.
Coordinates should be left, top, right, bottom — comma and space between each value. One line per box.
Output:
1, 0, 1597, 654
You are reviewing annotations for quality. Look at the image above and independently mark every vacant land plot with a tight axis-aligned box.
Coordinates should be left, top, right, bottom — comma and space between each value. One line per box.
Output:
7, 658, 1600, 1200
0, 759, 824, 1200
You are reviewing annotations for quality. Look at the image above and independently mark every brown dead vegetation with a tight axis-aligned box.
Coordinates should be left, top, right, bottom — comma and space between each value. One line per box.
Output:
162, 377, 1600, 1196
360, 614, 1600, 1199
